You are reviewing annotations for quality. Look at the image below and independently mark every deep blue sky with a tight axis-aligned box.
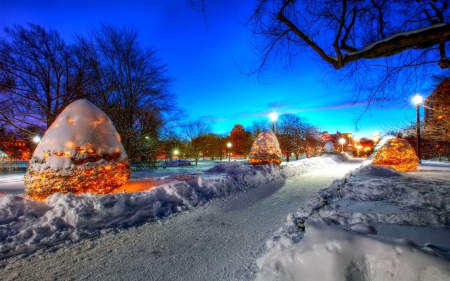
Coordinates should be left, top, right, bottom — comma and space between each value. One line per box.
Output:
0, 0, 427, 138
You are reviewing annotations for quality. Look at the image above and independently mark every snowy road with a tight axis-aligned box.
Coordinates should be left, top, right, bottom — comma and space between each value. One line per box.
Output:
1, 160, 362, 281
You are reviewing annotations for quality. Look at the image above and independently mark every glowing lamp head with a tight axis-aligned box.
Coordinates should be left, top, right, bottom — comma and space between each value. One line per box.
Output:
269, 112, 278, 122
413, 94, 423, 106
339, 138, 346, 145
174, 149, 179, 156
227, 142, 232, 148
33, 136, 41, 143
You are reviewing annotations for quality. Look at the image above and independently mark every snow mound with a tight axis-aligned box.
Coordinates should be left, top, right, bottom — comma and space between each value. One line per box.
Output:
352, 165, 403, 178
280, 155, 347, 178
206, 161, 253, 174
257, 222, 450, 281
295, 165, 450, 226
351, 222, 377, 234
259, 164, 450, 280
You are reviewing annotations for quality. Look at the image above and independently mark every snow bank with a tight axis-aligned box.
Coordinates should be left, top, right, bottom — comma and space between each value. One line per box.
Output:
280, 154, 349, 178
1, 157, 343, 259
295, 165, 450, 226
257, 222, 450, 281
257, 164, 450, 280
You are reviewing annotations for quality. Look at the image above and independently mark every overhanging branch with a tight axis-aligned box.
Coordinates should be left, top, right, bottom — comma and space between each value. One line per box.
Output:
344, 23, 450, 65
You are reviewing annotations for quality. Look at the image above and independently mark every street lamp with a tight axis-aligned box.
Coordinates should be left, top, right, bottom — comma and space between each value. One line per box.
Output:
269, 112, 278, 132
339, 138, 346, 153
173, 149, 179, 162
33, 136, 41, 143
413, 94, 423, 162
227, 142, 232, 162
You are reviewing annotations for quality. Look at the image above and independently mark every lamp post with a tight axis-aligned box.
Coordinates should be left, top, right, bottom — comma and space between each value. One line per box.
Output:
413, 94, 423, 162
339, 138, 346, 154
227, 142, 232, 162
269, 112, 278, 132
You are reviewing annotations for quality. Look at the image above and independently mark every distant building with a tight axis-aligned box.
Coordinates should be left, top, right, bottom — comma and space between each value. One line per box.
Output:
0, 136, 31, 160
321, 131, 353, 153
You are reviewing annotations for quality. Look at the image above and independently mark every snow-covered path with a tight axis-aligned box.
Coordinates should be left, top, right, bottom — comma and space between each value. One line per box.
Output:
0, 160, 362, 280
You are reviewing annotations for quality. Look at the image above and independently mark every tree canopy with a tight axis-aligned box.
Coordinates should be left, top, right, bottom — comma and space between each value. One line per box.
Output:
246, 0, 450, 109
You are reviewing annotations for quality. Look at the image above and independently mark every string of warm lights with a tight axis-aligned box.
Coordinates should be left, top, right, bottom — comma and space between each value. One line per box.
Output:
372, 138, 419, 172
249, 129, 282, 165
25, 160, 130, 201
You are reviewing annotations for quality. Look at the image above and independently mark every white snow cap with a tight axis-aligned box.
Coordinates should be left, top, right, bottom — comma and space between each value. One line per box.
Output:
322, 141, 335, 153
33, 99, 126, 160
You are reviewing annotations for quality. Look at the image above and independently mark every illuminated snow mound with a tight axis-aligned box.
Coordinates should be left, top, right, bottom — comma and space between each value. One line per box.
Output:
249, 129, 282, 165
321, 141, 336, 154
372, 138, 419, 172
25, 99, 130, 200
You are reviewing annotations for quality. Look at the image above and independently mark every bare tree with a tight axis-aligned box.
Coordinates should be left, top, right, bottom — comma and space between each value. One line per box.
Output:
187, 0, 205, 12
277, 114, 323, 160
210, 134, 228, 161
247, 119, 270, 139
248, 0, 450, 111
0, 24, 93, 132
183, 120, 212, 165
277, 114, 303, 161
80, 24, 183, 160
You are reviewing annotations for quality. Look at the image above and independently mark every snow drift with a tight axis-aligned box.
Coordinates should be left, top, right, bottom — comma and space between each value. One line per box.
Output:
0, 156, 347, 259
0, 157, 344, 259
256, 164, 450, 280
257, 222, 450, 281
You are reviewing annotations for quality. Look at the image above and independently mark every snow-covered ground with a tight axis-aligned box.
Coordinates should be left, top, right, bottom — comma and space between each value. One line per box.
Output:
257, 161, 450, 281
0, 155, 355, 280
0, 156, 449, 280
